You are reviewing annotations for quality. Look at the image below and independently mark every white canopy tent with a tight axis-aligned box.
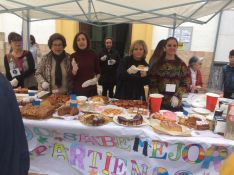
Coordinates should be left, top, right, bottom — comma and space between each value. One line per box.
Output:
1, 0, 234, 50
0, 0, 234, 28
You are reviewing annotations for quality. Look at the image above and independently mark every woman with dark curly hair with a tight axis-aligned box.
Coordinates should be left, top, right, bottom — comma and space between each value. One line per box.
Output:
35, 33, 72, 94
70, 32, 100, 97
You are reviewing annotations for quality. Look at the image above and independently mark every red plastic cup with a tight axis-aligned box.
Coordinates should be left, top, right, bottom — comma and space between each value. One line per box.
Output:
206, 93, 220, 112
149, 93, 164, 113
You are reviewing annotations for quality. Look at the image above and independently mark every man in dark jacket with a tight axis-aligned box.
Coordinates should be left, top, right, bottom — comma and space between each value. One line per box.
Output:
0, 73, 29, 175
223, 49, 234, 99
99, 37, 120, 98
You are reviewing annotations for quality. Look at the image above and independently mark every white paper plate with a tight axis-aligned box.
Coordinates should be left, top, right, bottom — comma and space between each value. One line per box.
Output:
136, 67, 149, 72
192, 108, 211, 115
101, 105, 126, 118
53, 111, 83, 120
113, 116, 149, 127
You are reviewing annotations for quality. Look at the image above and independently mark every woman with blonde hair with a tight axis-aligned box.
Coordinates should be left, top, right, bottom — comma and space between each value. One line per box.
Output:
115, 40, 149, 100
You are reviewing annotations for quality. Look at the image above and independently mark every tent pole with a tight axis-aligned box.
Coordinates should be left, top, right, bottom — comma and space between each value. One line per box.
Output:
22, 9, 30, 50
172, 14, 176, 37
208, 11, 223, 89
88, 0, 92, 21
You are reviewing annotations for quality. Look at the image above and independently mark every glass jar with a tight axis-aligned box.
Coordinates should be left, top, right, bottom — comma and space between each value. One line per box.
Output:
224, 102, 234, 140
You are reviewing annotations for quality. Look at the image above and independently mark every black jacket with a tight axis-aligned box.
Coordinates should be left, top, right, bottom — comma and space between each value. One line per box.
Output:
0, 73, 29, 175
99, 48, 120, 85
115, 56, 149, 100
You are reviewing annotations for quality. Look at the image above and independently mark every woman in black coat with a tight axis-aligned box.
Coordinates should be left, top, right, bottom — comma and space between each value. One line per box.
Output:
0, 73, 29, 175
115, 40, 149, 100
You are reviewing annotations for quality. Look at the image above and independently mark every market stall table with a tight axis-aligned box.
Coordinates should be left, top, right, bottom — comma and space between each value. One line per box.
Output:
24, 117, 234, 175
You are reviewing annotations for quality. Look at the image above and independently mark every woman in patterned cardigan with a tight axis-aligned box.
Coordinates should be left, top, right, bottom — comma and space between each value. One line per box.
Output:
35, 33, 72, 94
149, 37, 189, 111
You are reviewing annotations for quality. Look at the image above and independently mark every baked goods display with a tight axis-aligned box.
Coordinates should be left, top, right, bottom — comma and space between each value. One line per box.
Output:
196, 121, 210, 130
57, 106, 79, 116
43, 94, 70, 106
160, 121, 182, 132
80, 114, 110, 126
178, 115, 210, 130
14, 87, 28, 94
117, 114, 143, 126
151, 111, 176, 122
127, 107, 149, 116
89, 96, 109, 104
20, 104, 56, 119
101, 108, 124, 117
111, 100, 147, 109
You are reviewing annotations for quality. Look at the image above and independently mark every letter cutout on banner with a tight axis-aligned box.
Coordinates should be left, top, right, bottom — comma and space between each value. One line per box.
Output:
25, 127, 33, 141
116, 137, 132, 151
112, 157, 127, 175
98, 136, 116, 147
102, 152, 112, 175
168, 143, 184, 161
52, 143, 68, 160
150, 140, 168, 159
201, 146, 228, 171
133, 138, 148, 156
34, 127, 52, 137
131, 160, 148, 175
152, 167, 169, 175
80, 134, 98, 145
182, 144, 205, 164
64, 133, 77, 142
69, 143, 86, 170
88, 150, 102, 168
31, 145, 47, 156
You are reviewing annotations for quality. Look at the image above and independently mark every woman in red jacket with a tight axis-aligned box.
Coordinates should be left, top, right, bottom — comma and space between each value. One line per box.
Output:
188, 56, 203, 93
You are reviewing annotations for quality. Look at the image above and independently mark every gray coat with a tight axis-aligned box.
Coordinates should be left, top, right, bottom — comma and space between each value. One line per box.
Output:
35, 51, 72, 94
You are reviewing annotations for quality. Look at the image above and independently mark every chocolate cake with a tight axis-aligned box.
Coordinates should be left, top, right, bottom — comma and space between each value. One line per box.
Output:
117, 114, 143, 126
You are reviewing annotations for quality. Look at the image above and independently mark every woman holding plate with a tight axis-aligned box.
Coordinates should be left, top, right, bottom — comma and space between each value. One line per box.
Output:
115, 40, 149, 100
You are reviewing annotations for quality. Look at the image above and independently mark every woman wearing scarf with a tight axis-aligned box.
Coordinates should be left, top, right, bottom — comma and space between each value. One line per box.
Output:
0, 73, 29, 175
4, 32, 37, 89
35, 33, 72, 94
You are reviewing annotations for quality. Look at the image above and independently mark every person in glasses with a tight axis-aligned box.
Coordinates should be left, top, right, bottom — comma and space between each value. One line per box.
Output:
35, 33, 72, 94
4, 32, 37, 89
149, 37, 189, 111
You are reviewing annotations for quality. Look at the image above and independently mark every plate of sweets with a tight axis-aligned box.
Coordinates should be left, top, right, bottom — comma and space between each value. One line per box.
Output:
88, 95, 109, 104
150, 120, 191, 136
80, 113, 110, 126
53, 105, 81, 120
111, 100, 147, 109
178, 114, 209, 130
101, 105, 125, 118
14, 87, 29, 94
113, 114, 149, 127
135, 65, 149, 72
127, 107, 150, 118
150, 110, 177, 122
